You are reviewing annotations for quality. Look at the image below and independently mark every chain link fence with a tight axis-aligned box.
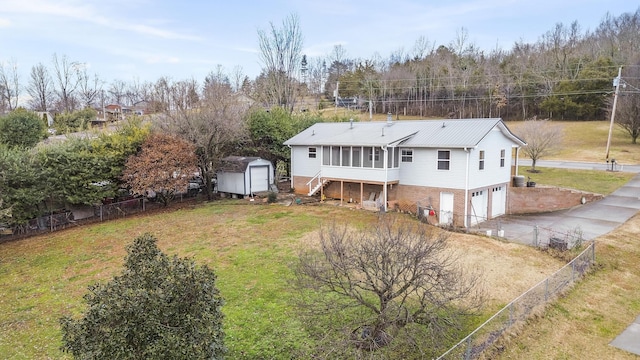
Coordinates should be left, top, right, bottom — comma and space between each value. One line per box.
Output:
0, 195, 197, 243
437, 241, 596, 359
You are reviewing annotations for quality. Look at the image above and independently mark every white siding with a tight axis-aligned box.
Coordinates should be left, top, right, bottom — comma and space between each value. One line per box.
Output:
399, 148, 468, 189
291, 145, 321, 177
467, 128, 514, 189
217, 172, 245, 194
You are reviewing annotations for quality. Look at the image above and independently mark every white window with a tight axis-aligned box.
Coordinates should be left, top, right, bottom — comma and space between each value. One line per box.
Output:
308, 147, 317, 158
479, 150, 485, 170
437, 150, 450, 170
401, 149, 413, 162
500, 149, 506, 167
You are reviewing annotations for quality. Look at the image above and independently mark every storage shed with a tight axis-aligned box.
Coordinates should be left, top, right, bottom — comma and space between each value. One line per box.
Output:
216, 156, 275, 197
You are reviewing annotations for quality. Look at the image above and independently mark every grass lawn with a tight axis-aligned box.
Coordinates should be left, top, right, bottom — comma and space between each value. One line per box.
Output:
0, 201, 565, 359
1, 119, 638, 358
518, 166, 635, 195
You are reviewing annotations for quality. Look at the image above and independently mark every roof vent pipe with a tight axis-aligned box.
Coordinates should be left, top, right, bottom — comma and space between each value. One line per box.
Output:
350, 118, 353, 129
442, 122, 446, 128
381, 128, 385, 137
387, 112, 392, 125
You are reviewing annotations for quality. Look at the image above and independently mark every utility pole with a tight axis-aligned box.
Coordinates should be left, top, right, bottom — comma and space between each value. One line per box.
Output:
605, 66, 622, 161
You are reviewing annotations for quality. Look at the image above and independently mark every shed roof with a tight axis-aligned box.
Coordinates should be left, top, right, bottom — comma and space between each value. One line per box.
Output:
219, 156, 265, 172
283, 118, 525, 148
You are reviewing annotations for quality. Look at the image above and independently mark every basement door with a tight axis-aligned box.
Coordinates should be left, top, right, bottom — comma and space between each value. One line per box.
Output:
491, 186, 506, 217
439, 192, 454, 226
249, 165, 270, 193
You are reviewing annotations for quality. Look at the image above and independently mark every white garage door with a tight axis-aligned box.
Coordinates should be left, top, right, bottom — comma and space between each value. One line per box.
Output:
249, 166, 270, 193
491, 186, 506, 217
470, 190, 488, 226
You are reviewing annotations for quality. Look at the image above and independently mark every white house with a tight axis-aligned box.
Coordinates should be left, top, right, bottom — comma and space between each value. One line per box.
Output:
216, 156, 275, 197
283, 118, 526, 228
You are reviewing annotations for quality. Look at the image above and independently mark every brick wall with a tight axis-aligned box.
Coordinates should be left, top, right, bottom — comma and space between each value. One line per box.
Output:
508, 186, 603, 214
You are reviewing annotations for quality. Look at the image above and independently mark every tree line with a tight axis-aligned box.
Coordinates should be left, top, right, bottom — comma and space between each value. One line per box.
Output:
1, 9, 639, 122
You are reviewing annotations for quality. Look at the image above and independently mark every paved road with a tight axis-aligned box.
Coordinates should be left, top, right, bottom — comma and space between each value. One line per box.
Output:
518, 159, 640, 173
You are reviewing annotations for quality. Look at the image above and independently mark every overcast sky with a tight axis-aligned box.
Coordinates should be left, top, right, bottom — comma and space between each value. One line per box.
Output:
0, 0, 637, 85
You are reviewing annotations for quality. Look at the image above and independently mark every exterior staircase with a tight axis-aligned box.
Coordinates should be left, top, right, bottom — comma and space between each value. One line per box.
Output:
307, 172, 330, 196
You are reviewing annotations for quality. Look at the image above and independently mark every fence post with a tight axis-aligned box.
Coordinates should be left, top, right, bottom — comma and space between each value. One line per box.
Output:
509, 302, 514, 326
591, 242, 596, 263
572, 261, 575, 282
465, 336, 472, 360
545, 278, 549, 302
100, 205, 103, 221
533, 225, 539, 247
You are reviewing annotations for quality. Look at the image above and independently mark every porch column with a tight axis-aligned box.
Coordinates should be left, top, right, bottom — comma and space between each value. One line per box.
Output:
340, 181, 344, 206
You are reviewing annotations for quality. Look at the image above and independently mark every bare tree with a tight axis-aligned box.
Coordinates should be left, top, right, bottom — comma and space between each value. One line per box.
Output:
77, 67, 103, 108
108, 80, 127, 106
615, 62, 640, 143
0, 59, 20, 112
257, 13, 303, 111
294, 216, 484, 355
517, 119, 564, 172
26, 63, 54, 111
52, 53, 81, 112
155, 75, 249, 199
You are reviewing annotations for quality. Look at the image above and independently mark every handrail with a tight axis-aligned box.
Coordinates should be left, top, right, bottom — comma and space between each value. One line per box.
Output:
306, 171, 322, 194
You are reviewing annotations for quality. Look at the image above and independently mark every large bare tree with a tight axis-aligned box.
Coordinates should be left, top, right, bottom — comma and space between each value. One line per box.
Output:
27, 63, 54, 111
0, 59, 20, 112
77, 67, 103, 108
52, 54, 81, 112
256, 13, 303, 111
155, 75, 249, 199
517, 119, 564, 172
294, 216, 484, 355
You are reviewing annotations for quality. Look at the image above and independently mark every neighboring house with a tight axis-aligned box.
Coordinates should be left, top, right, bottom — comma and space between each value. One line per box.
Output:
216, 156, 275, 197
104, 104, 123, 121
283, 118, 526, 228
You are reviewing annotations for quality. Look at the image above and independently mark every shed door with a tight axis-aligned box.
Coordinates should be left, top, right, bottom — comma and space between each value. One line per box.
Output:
470, 190, 488, 226
249, 166, 269, 193
491, 186, 506, 217
439, 192, 454, 226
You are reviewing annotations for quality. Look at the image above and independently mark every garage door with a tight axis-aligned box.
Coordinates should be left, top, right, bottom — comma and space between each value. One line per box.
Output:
249, 166, 270, 193
491, 186, 506, 217
470, 190, 487, 226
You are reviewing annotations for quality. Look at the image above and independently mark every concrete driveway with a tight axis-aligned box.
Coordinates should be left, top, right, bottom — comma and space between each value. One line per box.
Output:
479, 162, 640, 246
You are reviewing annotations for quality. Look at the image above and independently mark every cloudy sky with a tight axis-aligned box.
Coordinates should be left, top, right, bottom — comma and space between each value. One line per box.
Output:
0, 0, 636, 85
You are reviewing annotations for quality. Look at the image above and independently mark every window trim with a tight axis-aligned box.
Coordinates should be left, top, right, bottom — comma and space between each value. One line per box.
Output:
479, 150, 485, 170
308, 147, 317, 159
401, 149, 413, 163
500, 149, 506, 168
437, 150, 450, 170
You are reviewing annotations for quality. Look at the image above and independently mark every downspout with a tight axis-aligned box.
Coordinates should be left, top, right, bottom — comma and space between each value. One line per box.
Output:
383, 145, 388, 212
514, 146, 520, 176
464, 147, 471, 228
287, 145, 293, 190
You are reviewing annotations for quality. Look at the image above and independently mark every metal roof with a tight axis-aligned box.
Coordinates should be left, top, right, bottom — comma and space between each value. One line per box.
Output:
284, 118, 526, 148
